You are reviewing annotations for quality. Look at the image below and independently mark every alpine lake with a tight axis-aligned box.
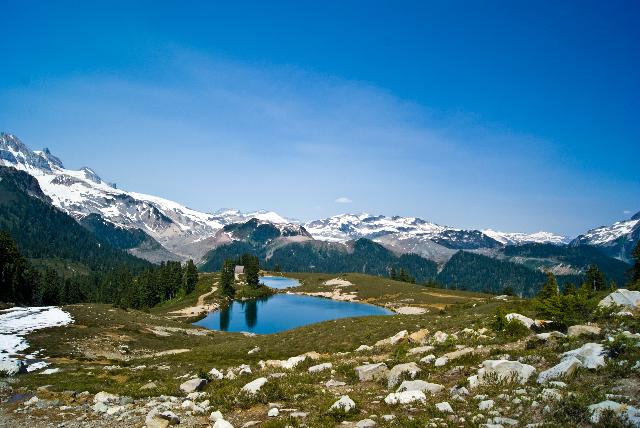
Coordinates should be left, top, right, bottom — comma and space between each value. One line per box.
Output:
194, 276, 393, 334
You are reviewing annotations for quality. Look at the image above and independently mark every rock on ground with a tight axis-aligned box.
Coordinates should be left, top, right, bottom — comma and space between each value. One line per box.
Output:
384, 390, 427, 405
479, 399, 494, 410
432, 331, 449, 343
213, 420, 235, 428
407, 345, 434, 355
598, 289, 640, 310
537, 356, 582, 383
397, 380, 444, 394
387, 362, 421, 388
179, 378, 207, 394
355, 418, 377, 427
375, 330, 408, 347
435, 401, 453, 413
355, 362, 389, 382
588, 400, 640, 425
241, 377, 268, 394
308, 362, 332, 373
408, 328, 430, 343
330, 395, 356, 413
396, 306, 427, 315
468, 360, 536, 388
567, 324, 601, 337
562, 343, 605, 369
505, 313, 535, 328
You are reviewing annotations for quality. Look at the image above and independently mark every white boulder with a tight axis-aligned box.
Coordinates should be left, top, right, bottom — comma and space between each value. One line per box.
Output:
387, 362, 421, 388
537, 356, 582, 383
479, 399, 494, 410
94, 391, 120, 404
432, 331, 449, 343
208, 368, 224, 380
420, 354, 436, 364
468, 360, 536, 388
435, 401, 453, 413
355, 418, 377, 427
241, 377, 268, 395
562, 343, 605, 369
355, 362, 389, 382
179, 378, 207, 394
588, 400, 640, 425
407, 345, 435, 355
308, 362, 332, 373
330, 395, 356, 413
375, 330, 408, 347
384, 390, 426, 405
212, 420, 234, 428
505, 313, 535, 328
535, 331, 566, 341
598, 289, 640, 310
397, 380, 444, 395
434, 357, 448, 367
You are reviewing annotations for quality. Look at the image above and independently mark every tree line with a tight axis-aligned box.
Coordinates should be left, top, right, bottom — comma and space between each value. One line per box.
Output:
0, 230, 198, 309
533, 251, 640, 328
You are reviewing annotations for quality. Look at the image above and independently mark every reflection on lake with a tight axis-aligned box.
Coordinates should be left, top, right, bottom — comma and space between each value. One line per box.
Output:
194, 294, 393, 334
259, 276, 300, 289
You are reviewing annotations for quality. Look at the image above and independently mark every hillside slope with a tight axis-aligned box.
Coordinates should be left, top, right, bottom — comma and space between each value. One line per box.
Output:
0, 166, 150, 273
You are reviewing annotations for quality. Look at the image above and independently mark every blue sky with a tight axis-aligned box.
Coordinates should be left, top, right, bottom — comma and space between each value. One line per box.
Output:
1, 1, 639, 236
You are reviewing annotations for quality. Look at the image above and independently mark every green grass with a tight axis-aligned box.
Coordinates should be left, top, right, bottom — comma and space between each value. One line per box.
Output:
10, 271, 639, 428
281, 271, 490, 308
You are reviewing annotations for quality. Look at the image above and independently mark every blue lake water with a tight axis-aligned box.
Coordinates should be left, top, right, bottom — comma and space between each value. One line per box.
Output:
194, 294, 393, 334
259, 275, 300, 289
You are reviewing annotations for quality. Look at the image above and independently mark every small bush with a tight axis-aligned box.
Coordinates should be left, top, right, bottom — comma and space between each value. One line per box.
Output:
606, 334, 638, 359
492, 308, 530, 339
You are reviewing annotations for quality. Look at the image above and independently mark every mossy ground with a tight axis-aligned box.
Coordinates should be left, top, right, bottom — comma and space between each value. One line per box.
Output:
3, 272, 639, 427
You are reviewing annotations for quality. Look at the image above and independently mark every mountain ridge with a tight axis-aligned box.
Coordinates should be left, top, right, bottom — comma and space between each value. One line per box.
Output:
1, 132, 637, 264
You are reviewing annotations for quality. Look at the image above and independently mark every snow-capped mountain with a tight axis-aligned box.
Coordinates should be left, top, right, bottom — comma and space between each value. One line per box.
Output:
570, 211, 640, 262
305, 213, 567, 246
3, 132, 634, 265
482, 229, 570, 246
303, 213, 571, 264
0, 133, 290, 261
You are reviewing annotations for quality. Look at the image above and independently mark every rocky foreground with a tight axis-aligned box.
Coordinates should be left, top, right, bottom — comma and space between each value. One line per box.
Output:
0, 290, 639, 427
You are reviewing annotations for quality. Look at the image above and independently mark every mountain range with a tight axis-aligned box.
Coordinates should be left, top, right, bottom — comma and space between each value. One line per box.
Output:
1, 132, 638, 296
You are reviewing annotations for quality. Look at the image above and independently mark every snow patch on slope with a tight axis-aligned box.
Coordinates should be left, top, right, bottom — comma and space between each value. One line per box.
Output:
0, 307, 73, 373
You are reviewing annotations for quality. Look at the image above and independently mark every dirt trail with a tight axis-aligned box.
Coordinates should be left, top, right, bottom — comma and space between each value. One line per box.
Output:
167, 283, 219, 318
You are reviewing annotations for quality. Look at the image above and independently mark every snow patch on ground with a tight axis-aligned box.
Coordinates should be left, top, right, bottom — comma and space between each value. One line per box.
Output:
0, 306, 74, 373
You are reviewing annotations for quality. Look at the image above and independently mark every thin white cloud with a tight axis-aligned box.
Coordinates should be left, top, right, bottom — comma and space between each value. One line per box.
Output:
623, 210, 632, 214
335, 197, 352, 204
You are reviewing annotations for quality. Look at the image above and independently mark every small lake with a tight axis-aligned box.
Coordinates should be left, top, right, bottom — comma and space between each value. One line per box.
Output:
259, 275, 300, 289
194, 294, 393, 334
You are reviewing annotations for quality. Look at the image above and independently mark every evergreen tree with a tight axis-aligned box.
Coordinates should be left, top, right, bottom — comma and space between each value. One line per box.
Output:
537, 271, 559, 300
182, 260, 198, 294
563, 283, 577, 296
242, 254, 260, 288
41, 268, 61, 305
584, 264, 606, 292
632, 240, 640, 288
0, 230, 37, 304
219, 260, 235, 297
390, 267, 397, 280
